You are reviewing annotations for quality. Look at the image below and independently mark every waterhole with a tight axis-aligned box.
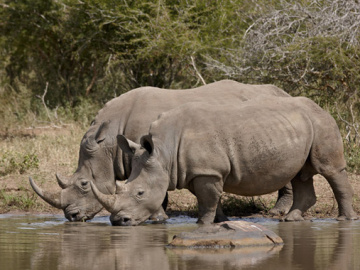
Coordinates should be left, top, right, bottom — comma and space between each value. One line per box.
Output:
0, 215, 359, 270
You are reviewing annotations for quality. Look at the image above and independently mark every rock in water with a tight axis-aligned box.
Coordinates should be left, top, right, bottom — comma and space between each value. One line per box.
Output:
168, 221, 283, 248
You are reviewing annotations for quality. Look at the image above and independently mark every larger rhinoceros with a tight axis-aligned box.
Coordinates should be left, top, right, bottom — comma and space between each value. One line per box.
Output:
29, 80, 291, 222
91, 96, 358, 225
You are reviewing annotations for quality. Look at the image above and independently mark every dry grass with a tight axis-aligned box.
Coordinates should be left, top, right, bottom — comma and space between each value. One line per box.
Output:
0, 125, 359, 219
0, 125, 84, 213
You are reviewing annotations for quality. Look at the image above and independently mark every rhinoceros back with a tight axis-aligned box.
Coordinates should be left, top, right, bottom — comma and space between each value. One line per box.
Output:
82, 80, 290, 181
149, 96, 318, 195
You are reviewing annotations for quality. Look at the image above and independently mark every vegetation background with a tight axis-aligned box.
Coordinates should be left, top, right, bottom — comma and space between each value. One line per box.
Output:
0, 0, 360, 215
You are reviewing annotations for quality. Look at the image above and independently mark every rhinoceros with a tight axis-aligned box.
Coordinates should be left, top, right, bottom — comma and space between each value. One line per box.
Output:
91, 96, 358, 225
29, 80, 292, 222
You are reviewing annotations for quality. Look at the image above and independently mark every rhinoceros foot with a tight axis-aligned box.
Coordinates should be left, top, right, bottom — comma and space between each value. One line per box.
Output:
336, 213, 359, 221
269, 197, 292, 216
284, 209, 305, 222
269, 185, 293, 216
168, 220, 283, 248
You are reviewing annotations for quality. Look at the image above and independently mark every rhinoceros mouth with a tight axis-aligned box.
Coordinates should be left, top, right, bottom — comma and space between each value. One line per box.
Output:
110, 214, 148, 226
64, 208, 89, 222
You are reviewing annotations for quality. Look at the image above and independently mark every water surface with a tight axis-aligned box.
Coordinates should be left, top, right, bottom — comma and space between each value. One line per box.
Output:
0, 214, 359, 270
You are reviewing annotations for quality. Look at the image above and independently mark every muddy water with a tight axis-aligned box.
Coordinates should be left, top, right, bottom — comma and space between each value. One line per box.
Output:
0, 215, 359, 270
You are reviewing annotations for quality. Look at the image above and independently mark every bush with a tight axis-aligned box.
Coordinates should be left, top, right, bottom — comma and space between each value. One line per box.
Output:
1, 0, 360, 172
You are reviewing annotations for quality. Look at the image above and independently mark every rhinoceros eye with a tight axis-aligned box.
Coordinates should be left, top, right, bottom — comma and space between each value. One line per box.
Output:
137, 190, 144, 197
80, 180, 89, 189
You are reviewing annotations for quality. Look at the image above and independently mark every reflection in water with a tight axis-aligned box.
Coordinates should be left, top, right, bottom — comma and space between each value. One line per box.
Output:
0, 215, 359, 270
167, 245, 283, 270
254, 220, 360, 270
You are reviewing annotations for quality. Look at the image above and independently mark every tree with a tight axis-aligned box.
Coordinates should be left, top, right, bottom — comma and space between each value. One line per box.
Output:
1, 0, 250, 107
204, 0, 360, 105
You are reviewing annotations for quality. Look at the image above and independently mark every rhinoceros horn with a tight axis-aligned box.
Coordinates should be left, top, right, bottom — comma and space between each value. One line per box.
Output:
29, 177, 62, 209
115, 180, 127, 193
90, 181, 118, 213
56, 173, 71, 189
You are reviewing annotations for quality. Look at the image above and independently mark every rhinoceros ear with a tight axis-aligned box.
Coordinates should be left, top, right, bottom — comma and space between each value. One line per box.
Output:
117, 135, 141, 154
140, 135, 154, 155
95, 120, 110, 143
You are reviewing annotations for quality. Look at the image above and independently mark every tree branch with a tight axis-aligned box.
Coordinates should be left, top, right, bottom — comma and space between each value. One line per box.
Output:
36, 82, 52, 123
190, 56, 206, 85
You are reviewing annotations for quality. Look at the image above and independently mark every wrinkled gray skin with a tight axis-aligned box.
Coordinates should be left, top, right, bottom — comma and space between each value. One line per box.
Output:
29, 80, 292, 222
91, 96, 358, 225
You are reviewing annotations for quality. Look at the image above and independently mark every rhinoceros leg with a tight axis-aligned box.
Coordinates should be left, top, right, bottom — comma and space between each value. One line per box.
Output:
269, 183, 293, 216
188, 183, 227, 223
192, 176, 223, 224
325, 170, 358, 221
214, 200, 229, 223
285, 176, 316, 221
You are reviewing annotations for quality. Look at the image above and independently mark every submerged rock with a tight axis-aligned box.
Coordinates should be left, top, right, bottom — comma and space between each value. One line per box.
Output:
168, 220, 283, 248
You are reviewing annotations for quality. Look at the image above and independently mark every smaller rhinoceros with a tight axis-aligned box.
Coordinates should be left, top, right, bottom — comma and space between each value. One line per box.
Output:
91, 96, 358, 225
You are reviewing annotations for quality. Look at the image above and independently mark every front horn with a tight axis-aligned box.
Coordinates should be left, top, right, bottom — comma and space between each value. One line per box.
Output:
90, 182, 118, 213
29, 177, 62, 209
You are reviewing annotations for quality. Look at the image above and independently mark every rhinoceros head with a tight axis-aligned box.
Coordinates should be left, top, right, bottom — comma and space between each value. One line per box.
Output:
91, 134, 169, 226
29, 121, 119, 221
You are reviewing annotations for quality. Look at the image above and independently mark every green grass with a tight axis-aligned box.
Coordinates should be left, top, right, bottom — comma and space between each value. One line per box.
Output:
0, 151, 39, 176
344, 143, 360, 174
0, 187, 38, 211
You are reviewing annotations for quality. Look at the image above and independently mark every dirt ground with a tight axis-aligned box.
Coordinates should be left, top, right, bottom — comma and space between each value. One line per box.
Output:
0, 126, 360, 220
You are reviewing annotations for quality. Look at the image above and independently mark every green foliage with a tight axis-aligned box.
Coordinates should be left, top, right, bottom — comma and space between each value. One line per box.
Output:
205, 0, 360, 111
1, 0, 244, 107
0, 188, 37, 210
0, 81, 32, 129
0, 151, 39, 176
3, 0, 360, 107
1, 0, 360, 171
55, 97, 100, 128
0, 0, 272, 104
0, 80, 100, 130
344, 144, 360, 174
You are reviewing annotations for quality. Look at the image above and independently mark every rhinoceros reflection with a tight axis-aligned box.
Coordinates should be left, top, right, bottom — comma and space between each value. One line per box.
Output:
23, 220, 360, 270
167, 245, 283, 270
252, 221, 360, 270
41, 224, 284, 270
28, 222, 170, 270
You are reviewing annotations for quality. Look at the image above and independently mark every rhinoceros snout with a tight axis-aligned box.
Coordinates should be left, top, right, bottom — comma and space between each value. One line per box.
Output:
65, 209, 88, 222
67, 213, 77, 222
111, 216, 133, 226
